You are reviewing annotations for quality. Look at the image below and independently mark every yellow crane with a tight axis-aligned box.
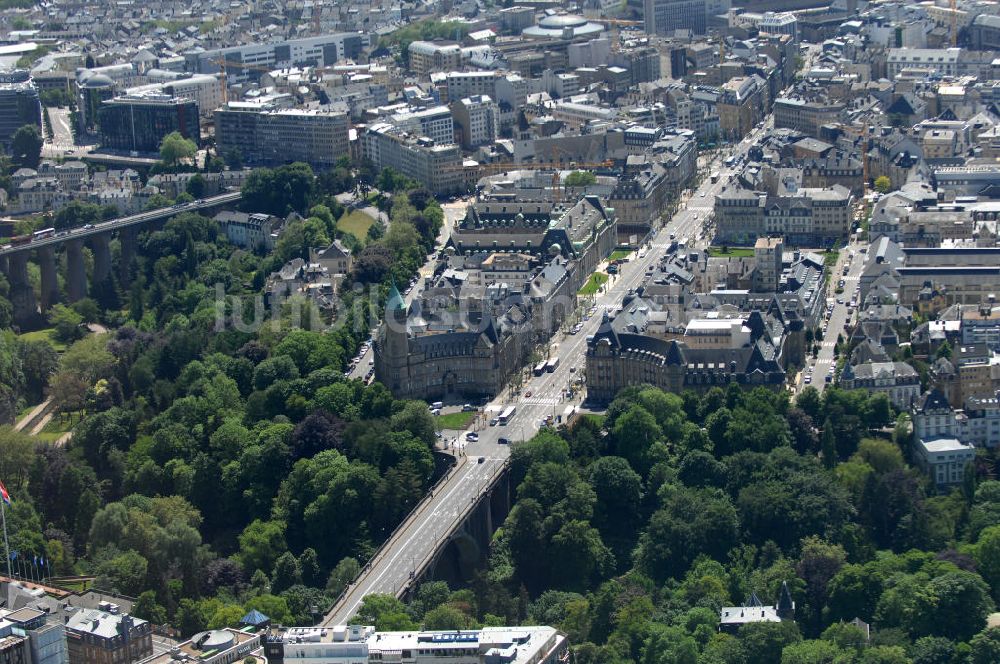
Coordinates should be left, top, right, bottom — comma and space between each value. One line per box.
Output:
951, 0, 958, 47
211, 58, 295, 104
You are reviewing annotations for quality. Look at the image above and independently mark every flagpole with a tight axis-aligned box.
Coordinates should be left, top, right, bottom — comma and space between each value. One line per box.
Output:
1, 498, 11, 579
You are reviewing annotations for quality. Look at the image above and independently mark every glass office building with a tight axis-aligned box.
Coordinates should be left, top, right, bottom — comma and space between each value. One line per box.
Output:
97, 93, 200, 153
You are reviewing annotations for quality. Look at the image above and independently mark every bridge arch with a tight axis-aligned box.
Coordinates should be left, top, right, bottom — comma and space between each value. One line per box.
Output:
429, 531, 481, 588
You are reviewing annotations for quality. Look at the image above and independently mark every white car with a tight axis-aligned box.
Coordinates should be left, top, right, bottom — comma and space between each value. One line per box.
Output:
465, 432, 479, 442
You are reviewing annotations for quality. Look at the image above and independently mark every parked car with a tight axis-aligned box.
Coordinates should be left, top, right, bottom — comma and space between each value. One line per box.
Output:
466, 432, 479, 442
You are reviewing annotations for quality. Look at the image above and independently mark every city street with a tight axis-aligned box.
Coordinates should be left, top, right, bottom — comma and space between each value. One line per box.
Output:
798, 237, 869, 394
323, 119, 773, 626
41, 106, 96, 160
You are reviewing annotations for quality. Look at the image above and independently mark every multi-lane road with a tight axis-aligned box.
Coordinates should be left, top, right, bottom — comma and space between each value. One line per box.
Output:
322, 119, 773, 627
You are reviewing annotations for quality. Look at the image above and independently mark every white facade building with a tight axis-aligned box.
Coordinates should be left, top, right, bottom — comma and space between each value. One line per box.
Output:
916, 437, 975, 488
451, 95, 500, 149
214, 211, 279, 251
264, 626, 567, 664
390, 106, 455, 146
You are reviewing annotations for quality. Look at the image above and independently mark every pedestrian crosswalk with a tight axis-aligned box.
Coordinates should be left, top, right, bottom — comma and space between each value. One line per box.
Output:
522, 396, 560, 406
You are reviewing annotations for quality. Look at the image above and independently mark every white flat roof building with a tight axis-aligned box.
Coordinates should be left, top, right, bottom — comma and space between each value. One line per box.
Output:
264, 626, 567, 664
916, 436, 975, 488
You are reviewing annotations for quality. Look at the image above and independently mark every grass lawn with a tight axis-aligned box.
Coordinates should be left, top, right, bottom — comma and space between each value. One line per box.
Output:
824, 250, 840, 268
35, 415, 75, 443
579, 272, 609, 296
337, 210, 377, 243
437, 411, 475, 430
708, 246, 755, 258
16, 403, 36, 423
609, 249, 632, 262
53, 579, 91, 592
18, 327, 68, 352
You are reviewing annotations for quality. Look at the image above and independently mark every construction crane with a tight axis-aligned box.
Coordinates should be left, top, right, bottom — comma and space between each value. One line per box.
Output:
211, 58, 294, 104
589, 18, 643, 51
861, 123, 878, 226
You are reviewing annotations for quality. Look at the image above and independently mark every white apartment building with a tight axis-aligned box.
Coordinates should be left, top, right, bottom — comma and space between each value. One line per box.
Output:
916, 437, 976, 488
215, 102, 350, 168
214, 211, 279, 251
389, 106, 455, 146
193, 33, 367, 84
451, 95, 499, 149
445, 71, 500, 103
551, 101, 616, 125
886, 48, 961, 78
912, 389, 989, 488
361, 123, 464, 195
409, 41, 464, 76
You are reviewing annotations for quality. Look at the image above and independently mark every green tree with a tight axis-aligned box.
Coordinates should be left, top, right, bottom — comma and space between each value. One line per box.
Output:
780, 639, 844, 664
641, 624, 699, 664
548, 520, 615, 591
424, 605, 476, 630
272, 551, 301, 593
185, 174, 206, 198
11, 124, 42, 169
636, 486, 738, 582
241, 163, 316, 216
739, 622, 801, 663
0, 426, 35, 491
132, 590, 167, 625
588, 456, 643, 542
159, 131, 197, 166
238, 519, 288, 575
611, 406, 662, 475
565, 171, 597, 187
909, 636, 957, 664
49, 303, 83, 342
874, 176, 892, 194
70, 299, 99, 325
17, 338, 58, 404
326, 557, 360, 596
354, 594, 417, 631
911, 570, 994, 641
299, 547, 322, 587
93, 549, 149, 596
970, 627, 1000, 664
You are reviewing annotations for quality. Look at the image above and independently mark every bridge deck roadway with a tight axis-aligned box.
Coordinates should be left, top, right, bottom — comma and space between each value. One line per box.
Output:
0, 192, 242, 257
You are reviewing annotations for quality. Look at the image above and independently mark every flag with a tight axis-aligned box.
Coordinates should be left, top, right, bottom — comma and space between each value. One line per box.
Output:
0, 480, 10, 505
9, 551, 15, 561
